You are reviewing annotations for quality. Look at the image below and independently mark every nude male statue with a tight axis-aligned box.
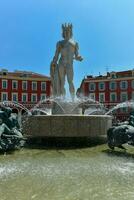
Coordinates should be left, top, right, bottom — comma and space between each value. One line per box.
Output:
50, 23, 83, 100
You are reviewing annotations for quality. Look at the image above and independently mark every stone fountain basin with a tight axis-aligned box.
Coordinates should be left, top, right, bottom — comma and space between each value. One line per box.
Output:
23, 115, 112, 138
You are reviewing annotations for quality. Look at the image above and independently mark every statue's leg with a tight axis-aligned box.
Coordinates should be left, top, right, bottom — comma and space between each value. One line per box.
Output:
53, 67, 60, 97
66, 67, 75, 100
13, 128, 23, 138
58, 65, 66, 97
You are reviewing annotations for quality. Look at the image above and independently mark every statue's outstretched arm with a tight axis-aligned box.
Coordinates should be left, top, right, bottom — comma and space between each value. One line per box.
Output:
74, 42, 83, 61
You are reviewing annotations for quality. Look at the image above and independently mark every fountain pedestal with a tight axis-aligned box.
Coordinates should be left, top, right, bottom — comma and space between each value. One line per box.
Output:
23, 115, 112, 138
52, 100, 82, 115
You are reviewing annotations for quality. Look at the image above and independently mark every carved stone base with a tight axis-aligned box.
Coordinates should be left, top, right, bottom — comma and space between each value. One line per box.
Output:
23, 115, 112, 138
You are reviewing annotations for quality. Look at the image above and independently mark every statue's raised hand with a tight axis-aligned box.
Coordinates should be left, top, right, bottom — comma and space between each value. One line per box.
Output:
75, 55, 83, 61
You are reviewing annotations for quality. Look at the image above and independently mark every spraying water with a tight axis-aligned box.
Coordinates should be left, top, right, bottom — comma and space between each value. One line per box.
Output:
105, 100, 134, 115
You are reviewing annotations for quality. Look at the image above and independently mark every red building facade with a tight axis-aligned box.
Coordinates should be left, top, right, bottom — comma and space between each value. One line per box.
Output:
78, 70, 134, 119
0, 69, 51, 109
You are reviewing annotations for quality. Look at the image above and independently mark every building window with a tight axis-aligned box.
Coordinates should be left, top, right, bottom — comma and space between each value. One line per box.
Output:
110, 72, 116, 79
12, 80, 18, 89
2, 80, 7, 89
22, 93, 28, 102
120, 92, 128, 102
22, 81, 27, 90
40, 94, 46, 101
99, 93, 105, 102
120, 81, 128, 90
132, 92, 134, 100
31, 94, 37, 102
110, 93, 117, 102
110, 81, 117, 90
41, 82, 46, 91
1, 92, 8, 101
99, 82, 105, 91
131, 80, 134, 89
32, 82, 37, 90
89, 83, 96, 91
120, 107, 128, 113
1, 69, 8, 76
89, 93, 95, 100
12, 93, 18, 102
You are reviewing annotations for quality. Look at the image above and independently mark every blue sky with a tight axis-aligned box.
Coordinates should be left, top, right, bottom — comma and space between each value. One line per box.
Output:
0, 0, 134, 91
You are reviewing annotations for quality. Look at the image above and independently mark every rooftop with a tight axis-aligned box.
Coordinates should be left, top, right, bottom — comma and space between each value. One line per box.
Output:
85, 69, 134, 81
0, 69, 50, 80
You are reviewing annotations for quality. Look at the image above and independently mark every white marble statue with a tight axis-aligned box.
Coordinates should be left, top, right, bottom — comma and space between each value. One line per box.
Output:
50, 23, 83, 100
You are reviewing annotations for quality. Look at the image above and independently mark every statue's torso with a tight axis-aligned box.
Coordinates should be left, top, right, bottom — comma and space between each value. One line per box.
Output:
58, 39, 76, 65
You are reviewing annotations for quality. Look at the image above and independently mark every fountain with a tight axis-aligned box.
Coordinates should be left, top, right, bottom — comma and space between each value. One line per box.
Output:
0, 103, 26, 151
1, 24, 134, 200
22, 24, 112, 139
107, 106, 134, 150
105, 100, 134, 115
